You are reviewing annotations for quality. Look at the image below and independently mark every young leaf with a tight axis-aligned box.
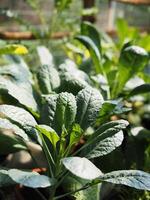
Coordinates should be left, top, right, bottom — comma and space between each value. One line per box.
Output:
62, 157, 103, 180
119, 45, 149, 70
75, 35, 102, 74
76, 22, 102, 74
99, 170, 150, 191
54, 92, 77, 134
40, 94, 58, 126
37, 64, 60, 94
81, 22, 101, 54
36, 125, 59, 148
112, 45, 149, 98
69, 124, 83, 147
40, 92, 77, 134
81, 120, 128, 158
8, 169, 55, 188
75, 87, 103, 130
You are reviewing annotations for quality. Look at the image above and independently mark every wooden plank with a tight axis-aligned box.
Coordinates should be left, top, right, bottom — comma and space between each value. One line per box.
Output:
0, 31, 70, 40
112, 0, 150, 5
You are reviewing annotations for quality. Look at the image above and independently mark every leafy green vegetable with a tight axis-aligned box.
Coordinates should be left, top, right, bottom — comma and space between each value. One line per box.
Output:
0, 132, 27, 154
8, 169, 55, 188
99, 170, 150, 191
81, 120, 128, 158
62, 157, 103, 180
37, 64, 60, 94
36, 125, 59, 148
54, 92, 77, 134
75, 87, 103, 130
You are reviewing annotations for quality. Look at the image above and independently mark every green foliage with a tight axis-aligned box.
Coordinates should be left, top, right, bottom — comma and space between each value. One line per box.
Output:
75, 87, 103, 130
0, 43, 149, 200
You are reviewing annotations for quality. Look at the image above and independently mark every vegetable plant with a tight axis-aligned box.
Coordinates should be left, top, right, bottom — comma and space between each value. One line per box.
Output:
0, 42, 150, 200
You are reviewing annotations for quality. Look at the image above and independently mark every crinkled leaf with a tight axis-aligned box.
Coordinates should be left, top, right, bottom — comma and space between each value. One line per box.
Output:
81, 120, 128, 158
8, 169, 55, 188
84, 131, 123, 159
59, 59, 90, 95
36, 125, 59, 148
37, 64, 60, 94
40, 92, 77, 134
0, 77, 38, 111
0, 105, 39, 142
0, 132, 27, 154
62, 157, 103, 180
0, 105, 37, 127
76, 87, 103, 130
54, 92, 77, 134
119, 45, 149, 70
0, 118, 29, 141
40, 94, 58, 127
99, 170, 150, 191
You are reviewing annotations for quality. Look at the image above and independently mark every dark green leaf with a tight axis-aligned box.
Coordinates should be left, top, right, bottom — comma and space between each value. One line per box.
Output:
75, 87, 103, 130
59, 59, 90, 95
0, 77, 38, 111
54, 92, 77, 134
0, 169, 15, 187
81, 120, 128, 158
62, 157, 103, 180
75, 35, 102, 74
99, 170, 150, 191
40, 94, 58, 126
81, 22, 101, 54
0, 118, 29, 141
119, 45, 149, 70
0, 105, 39, 142
129, 84, 150, 97
37, 64, 60, 94
0, 132, 27, 154
0, 105, 37, 127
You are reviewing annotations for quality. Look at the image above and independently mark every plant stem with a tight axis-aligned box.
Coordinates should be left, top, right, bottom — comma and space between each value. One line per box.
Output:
53, 184, 90, 200
34, 189, 47, 200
